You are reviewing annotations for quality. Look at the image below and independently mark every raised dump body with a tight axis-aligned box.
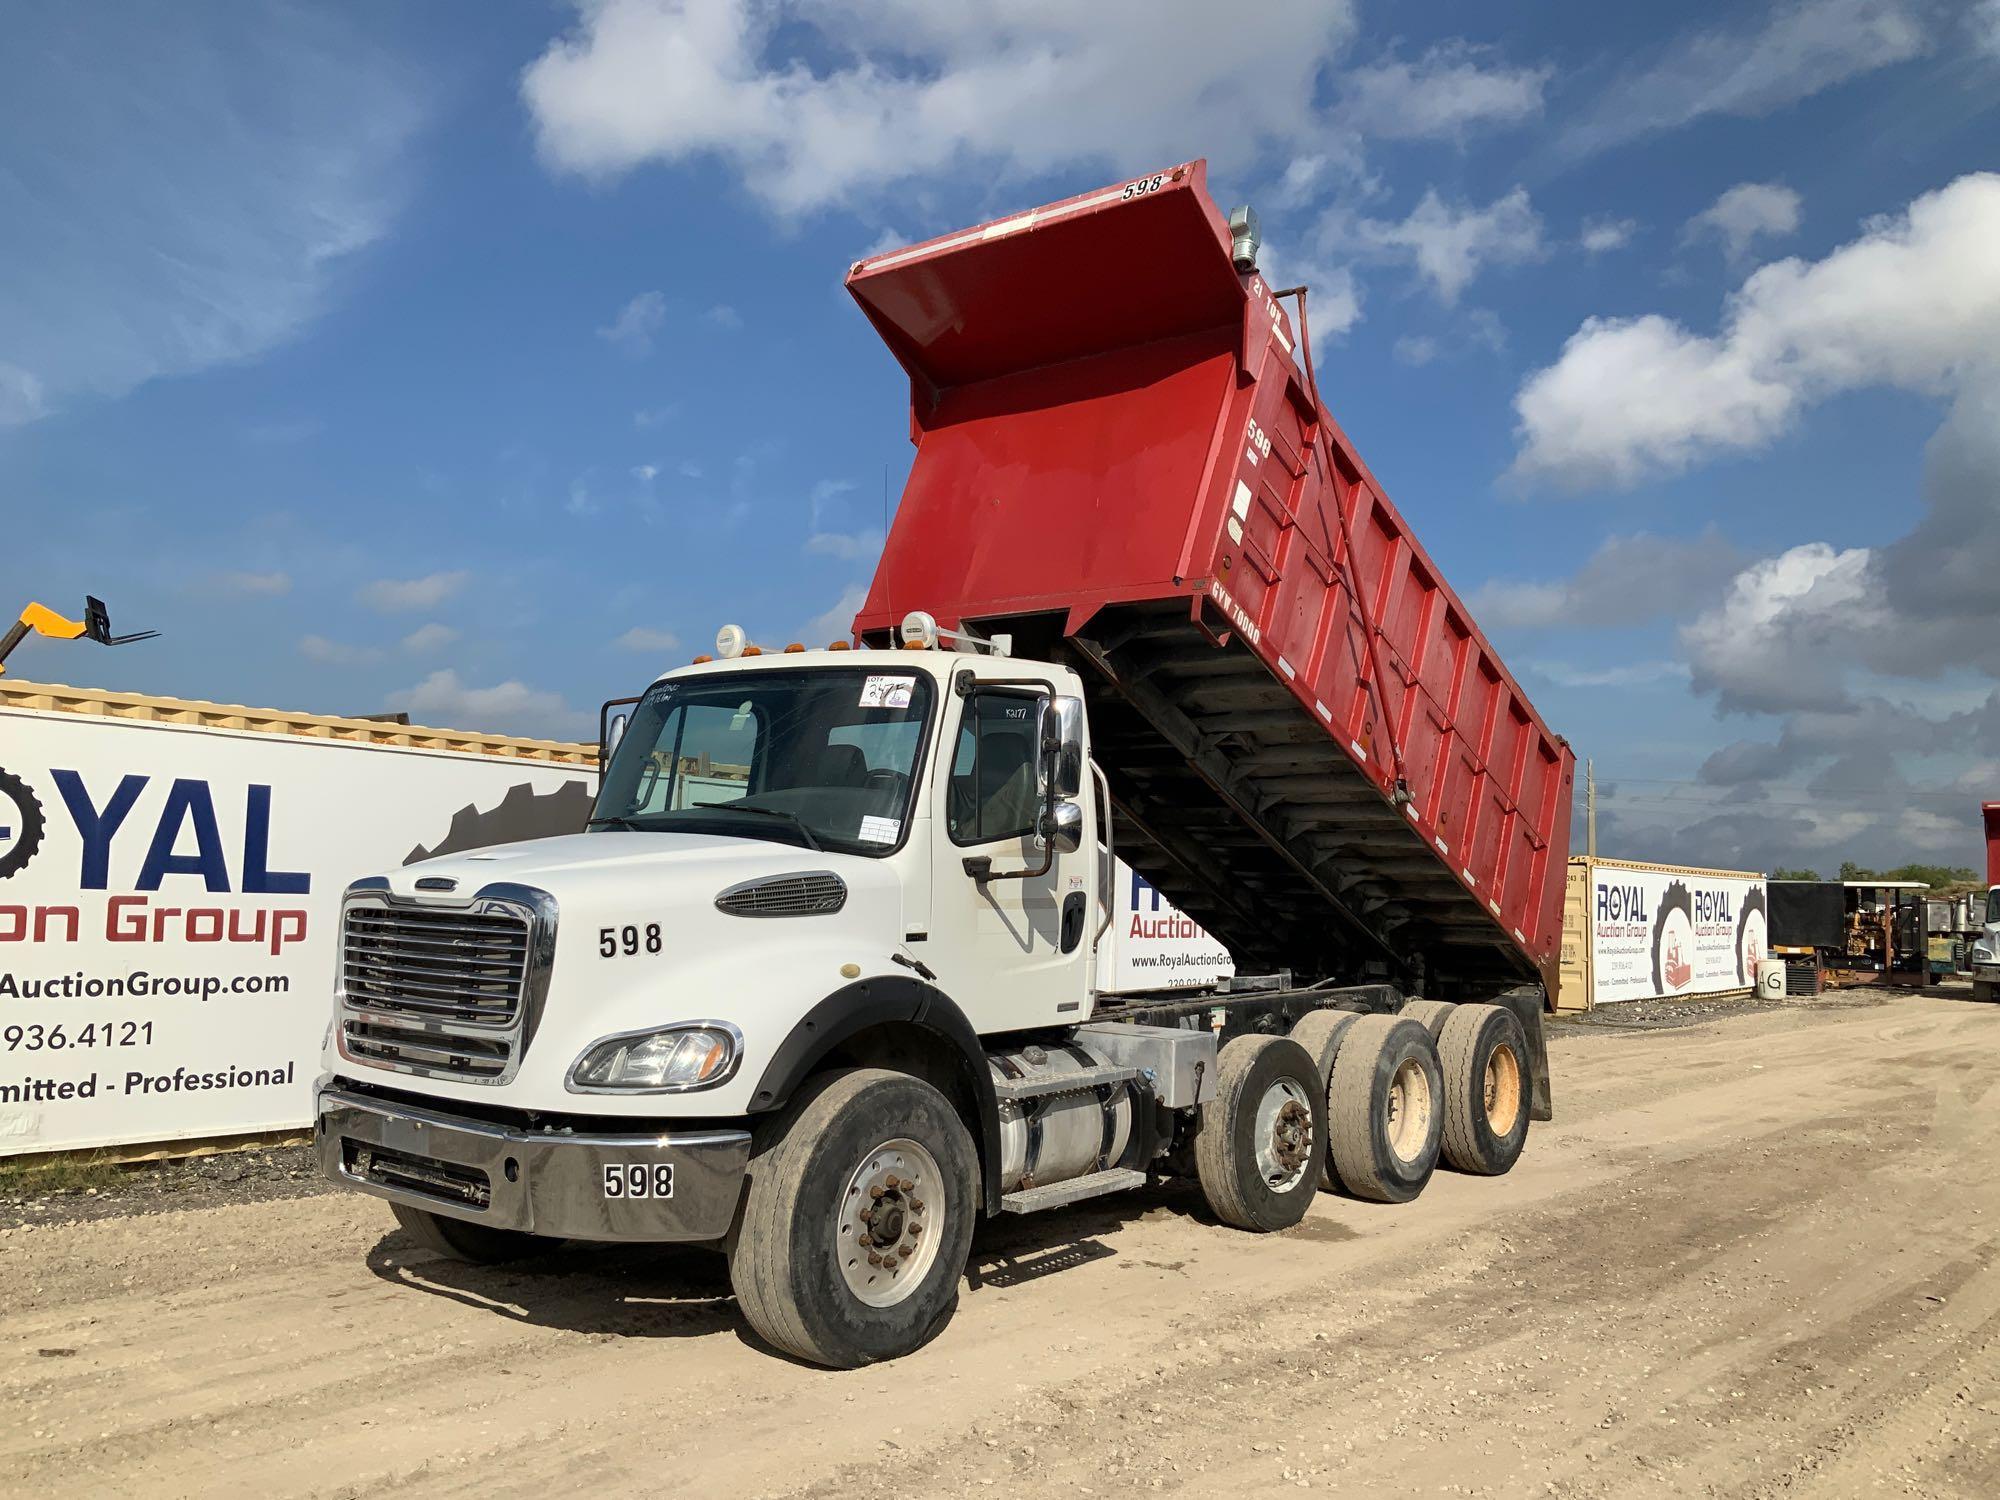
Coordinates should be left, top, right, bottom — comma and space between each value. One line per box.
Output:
849, 161, 1574, 1001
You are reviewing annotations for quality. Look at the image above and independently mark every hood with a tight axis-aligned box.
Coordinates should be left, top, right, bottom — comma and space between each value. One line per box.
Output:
383, 830, 899, 910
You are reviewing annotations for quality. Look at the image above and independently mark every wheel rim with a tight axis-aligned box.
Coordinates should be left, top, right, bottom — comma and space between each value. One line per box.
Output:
1253, 1077, 1314, 1191
836, 1137, 944, 1308
1384, 1057, 1433, 1165
1484, 1043, 1522, 1135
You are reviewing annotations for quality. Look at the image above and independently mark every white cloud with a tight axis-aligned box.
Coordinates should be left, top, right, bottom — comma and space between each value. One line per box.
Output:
615, 626, 682, 652
1564, 0, 1931, 157
0, 7, 421, 424
387, 670, 582, 740
400, 622, 460, 654
1579, 216, 1637, 254
1354, 187, 1543, 304
805, 584, 870, 645
0, 364, 46, 427
704, 303, 742, 328
599, 290, 666, 353
1682, 543, 1885, 713
523, 0, 1360, 214
1976, 0, 2000, 55
632, 463, 659, 483
1685, 182, 1802, 259
299, 634, 380, 666
1528, 660, 1691, 689
211, 570, 292, 597
809, 477, 857, 530
1472, 530, 1745, 630
1393, 336, 1438, 368
1512, 172, 2000, 488
1339, 42, 1550, 140
805, 530, 884, 561
359, 571, 469, 612
634, 404, 678, 428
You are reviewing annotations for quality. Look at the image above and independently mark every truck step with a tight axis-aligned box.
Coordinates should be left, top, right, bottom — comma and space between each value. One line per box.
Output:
1000, 1167, 1149, 1215
992, 1064, 1142, 1104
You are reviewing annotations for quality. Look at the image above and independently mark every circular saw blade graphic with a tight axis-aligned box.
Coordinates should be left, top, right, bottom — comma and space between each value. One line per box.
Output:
404, 779, 595, 866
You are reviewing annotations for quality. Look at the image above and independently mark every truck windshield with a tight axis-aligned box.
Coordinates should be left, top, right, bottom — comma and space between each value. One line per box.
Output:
590, 667, 933, 856
1990, 888, 2000, 925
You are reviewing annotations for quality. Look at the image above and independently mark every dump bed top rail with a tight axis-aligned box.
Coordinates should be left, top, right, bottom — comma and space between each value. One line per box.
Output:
849, 162, 1574, 1001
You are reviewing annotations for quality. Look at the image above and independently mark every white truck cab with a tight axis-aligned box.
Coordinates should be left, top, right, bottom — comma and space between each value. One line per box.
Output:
317, 624, 1543, 1366
1973, 886, 2000, 1002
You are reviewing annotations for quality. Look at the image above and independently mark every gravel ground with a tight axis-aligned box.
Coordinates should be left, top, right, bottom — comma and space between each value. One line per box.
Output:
0, 1142, 328, 1231
2, 984, 1996, 1498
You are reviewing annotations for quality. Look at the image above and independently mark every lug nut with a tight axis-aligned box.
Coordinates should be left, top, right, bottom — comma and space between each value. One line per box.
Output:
869, 1184, 886, 1199
909, 1198, 924, 1213
898, 1244, 914, 1259
867, 1252, 882, 1267
910, 1222, 923, 1236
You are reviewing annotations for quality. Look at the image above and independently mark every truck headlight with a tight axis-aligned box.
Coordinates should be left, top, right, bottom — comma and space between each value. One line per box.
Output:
567, 1023, 742, 1093
1974, 943, 1995, 966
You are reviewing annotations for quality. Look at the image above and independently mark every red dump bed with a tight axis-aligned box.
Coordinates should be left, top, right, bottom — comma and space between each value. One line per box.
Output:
849, 161, 1574, 1001
1985, 803, 1999, 887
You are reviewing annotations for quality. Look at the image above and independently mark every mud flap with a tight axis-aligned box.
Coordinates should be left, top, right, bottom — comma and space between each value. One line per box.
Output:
1491, 984, 1554, 1122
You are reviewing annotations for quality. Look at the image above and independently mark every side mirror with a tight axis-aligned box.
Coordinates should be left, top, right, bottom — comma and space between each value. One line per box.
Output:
1042, 696, 1085, 799
1040, 799, 1083, 854
599, 694, 640, 766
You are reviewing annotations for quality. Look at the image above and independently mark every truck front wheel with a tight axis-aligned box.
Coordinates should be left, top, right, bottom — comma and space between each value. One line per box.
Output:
729, 1068, 978, 1368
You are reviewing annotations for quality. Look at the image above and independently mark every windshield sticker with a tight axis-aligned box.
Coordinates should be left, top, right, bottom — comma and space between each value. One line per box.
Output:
859, 815, 901, 844
859, 675, 916, 709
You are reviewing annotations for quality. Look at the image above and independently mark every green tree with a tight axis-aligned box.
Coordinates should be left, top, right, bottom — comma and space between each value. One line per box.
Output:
1769, 866, 1820, 881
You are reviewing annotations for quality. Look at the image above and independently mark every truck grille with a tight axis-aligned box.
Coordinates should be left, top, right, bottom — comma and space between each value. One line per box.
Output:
339, 899, 541, 1085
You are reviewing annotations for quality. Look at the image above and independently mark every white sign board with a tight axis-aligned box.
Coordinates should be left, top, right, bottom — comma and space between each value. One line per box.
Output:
0, 710, 594, 1155
1099, 860, 1234, 993
1587, 866, 1767, 1005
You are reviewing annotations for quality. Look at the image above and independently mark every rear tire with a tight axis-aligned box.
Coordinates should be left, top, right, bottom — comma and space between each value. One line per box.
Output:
390, 1203, 556, 1264
1328, 1015, 1443, 1204
1196, 1035, 1326, 1232
1436, 1003, 1530, 1176
729, 1069, 977, 1369
1400, 998, 1456, 1040
1289, 1009, 1359, 1190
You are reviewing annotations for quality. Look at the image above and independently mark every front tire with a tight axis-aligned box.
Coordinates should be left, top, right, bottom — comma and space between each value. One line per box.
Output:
729, 1069, 977, 1368
390, 1203, 557, 1264
1195, 1035, 1326, 1232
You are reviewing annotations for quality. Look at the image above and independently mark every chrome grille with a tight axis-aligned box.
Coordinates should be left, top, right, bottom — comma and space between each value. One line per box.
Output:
338, 893, 546, 1085
342, 906, 529, 1024
714, 871, 847, 918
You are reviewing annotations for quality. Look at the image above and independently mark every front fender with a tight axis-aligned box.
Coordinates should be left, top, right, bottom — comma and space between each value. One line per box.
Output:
748, 975, 1005, 1216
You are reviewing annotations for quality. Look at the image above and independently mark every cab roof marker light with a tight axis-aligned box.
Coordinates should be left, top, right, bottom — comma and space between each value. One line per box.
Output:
715, 624, 750, 659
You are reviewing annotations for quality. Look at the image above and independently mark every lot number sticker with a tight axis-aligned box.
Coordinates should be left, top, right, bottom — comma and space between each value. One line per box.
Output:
603, 1163, 674, 1199
859, 675, 915, 709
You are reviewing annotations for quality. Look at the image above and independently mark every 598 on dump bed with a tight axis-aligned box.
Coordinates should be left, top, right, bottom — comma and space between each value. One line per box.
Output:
315, 163, 1571, 1368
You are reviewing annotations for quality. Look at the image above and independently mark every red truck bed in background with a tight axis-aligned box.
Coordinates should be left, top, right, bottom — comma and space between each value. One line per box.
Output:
1985, 803, 1999, 887
849, 161, 1574, 1001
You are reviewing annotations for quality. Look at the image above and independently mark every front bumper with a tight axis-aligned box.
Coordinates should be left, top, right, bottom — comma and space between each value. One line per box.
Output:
316, 1086, 751, 1243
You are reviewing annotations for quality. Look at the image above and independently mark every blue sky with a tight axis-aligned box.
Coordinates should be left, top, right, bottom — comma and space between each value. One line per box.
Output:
3, 0, 1997, 873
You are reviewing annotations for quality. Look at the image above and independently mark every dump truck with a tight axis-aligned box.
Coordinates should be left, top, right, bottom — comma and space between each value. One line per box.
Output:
1973, 803, 2000, 1002
314, 161, 1575, 1367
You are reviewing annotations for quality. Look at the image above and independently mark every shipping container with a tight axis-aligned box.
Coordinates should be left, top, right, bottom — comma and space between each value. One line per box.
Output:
849, 159, 1574, 1003
1558, 857, 1767, 1010
0, 679, 596, 1156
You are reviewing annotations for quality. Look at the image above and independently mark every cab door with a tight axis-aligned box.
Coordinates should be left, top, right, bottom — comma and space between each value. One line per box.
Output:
924, 684, 1093, 1034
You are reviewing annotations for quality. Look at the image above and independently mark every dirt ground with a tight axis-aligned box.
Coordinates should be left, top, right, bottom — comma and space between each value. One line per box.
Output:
3, 986, 1997, 1499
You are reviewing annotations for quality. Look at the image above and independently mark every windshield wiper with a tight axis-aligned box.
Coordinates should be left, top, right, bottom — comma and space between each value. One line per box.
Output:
711, 804, 823, 851
587, 815, 647, 832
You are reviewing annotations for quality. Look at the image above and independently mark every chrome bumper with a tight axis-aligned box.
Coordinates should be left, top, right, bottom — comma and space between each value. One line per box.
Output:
316, 1086, 751, 1243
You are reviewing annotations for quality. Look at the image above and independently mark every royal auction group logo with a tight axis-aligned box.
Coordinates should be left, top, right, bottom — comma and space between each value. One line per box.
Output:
0, 766, 46, 880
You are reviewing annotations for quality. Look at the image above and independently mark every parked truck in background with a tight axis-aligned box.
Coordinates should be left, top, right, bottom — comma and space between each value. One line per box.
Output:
1973, 803, 2000, 1002
314, 163, 1574, 1367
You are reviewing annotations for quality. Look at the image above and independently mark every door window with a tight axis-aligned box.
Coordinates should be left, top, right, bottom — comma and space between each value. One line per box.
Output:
947, 692, 1042, 845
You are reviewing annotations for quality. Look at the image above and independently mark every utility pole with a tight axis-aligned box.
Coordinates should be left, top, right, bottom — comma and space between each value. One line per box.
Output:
1586, 758, 1597, 859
